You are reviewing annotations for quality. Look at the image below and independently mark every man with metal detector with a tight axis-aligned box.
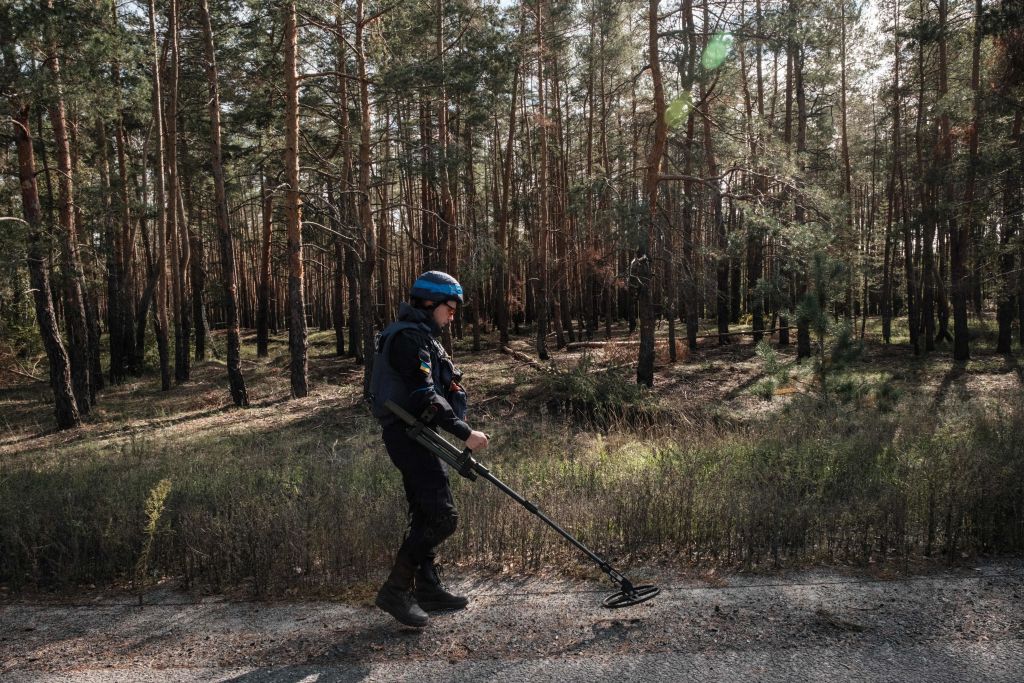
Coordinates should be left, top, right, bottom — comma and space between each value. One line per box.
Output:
369, 271, 489, 628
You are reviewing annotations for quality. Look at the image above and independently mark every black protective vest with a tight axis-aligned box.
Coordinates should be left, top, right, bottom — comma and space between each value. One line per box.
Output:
369, 320, 466, 426
370, 320, 432, 424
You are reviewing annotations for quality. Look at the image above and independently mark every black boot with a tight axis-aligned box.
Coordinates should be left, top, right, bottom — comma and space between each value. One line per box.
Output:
414, 563, 468, 611
376, 558, 428, 627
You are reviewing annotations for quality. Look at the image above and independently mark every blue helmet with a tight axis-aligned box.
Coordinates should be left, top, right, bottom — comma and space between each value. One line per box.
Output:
410, 271, 464, 305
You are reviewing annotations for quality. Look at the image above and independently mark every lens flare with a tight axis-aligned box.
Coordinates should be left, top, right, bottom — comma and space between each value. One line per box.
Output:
665, 91, 693, 128
701, 33, 733, 70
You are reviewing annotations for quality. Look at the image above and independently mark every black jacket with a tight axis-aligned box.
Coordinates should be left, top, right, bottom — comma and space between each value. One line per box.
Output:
379, 302, 471, 440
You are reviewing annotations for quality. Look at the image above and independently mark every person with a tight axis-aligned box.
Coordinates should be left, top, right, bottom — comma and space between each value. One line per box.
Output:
369, 271, 489, 627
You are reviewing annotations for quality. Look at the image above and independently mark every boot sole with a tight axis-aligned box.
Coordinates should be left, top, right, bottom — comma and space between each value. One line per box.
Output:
414, 598, 469, 612
375, 595, 429, 627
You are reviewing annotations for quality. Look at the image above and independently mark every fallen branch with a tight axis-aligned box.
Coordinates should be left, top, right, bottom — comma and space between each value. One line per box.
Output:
500, 345, 551, 373
564, 340, 641, 351
691, 326, 793, 341
563, 326, 795, 349
0, 366, 46, 383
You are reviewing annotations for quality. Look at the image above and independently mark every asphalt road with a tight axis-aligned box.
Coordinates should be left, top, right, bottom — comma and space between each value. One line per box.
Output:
3, 562, 1022, 682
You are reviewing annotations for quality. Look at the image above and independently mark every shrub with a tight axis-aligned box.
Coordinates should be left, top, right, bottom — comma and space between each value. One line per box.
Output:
537, 354, 657, 429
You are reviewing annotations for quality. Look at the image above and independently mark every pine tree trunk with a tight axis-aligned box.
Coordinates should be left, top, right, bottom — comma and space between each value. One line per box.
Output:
148, 0, 172, 391
114, 109, 138, 373
949, 0, 970, 360
356, 0, 377, 397
190, 225, 208, 361
496, 35, 520, 347
839, 0, 854, 323
200, 0, 248, 406
98, 118, 125, 385
535, 0, 550, 361
328, 181, 346, 358
639, 0, 665, 387
285, 0, 309, 397
8, 91, 80, 428
166, 0, 191, 383
45, 23, 92, 414
996, 115, 1021, 352
792, 18, 810, 360
256, 178, 273, 357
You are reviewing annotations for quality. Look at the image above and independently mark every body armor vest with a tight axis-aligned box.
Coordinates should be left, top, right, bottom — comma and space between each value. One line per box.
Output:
370, 320, 466, 425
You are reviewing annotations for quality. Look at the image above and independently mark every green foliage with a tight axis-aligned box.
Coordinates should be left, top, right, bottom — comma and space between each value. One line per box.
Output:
0, 272, 44, 364
135, 478, 172, 592
538, 354, 655, 429
750, 340, 790, 400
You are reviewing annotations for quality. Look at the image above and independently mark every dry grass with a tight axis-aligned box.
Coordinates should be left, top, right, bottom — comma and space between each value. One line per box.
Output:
1, 322, 1022, 595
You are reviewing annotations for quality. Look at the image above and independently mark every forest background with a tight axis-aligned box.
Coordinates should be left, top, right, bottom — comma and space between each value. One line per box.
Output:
0, 0, 1022, 596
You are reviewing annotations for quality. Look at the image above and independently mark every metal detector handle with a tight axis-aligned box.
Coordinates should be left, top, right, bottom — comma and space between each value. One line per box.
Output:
456, 447, 478, 480
383, 400, 480, 481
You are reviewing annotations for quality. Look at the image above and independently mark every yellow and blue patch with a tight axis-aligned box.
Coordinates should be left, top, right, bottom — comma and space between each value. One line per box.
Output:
419, 360, 431, 375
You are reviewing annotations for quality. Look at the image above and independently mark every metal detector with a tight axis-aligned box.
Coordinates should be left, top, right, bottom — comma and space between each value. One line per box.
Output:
384, 400, 661, 608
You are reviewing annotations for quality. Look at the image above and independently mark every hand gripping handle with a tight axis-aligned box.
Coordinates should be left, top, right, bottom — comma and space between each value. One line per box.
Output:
383, 400, 479, 481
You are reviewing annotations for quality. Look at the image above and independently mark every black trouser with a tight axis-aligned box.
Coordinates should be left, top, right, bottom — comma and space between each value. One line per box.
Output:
382, 426, 458, 580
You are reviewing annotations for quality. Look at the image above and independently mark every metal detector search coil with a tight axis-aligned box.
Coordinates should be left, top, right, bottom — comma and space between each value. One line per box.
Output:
384, 400, 661, 609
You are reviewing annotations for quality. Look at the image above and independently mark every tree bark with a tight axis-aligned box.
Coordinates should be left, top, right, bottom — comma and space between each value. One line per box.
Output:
949, 0, 970, 360
285, 0, 309, 397
356, 0, 377, 397
148, 0, 172, 391
166, 0, 191, 382
535, 0, 550, 361
112, 47, 138, 374
190, 224, 208, 361
639, 0, 666, 387
200, 0, 249, 405
98, 118, 125, 385
5, 64, 80, 429
997, 111, 1021, 352
45, 15, 92, 414
497, 29, 521, 348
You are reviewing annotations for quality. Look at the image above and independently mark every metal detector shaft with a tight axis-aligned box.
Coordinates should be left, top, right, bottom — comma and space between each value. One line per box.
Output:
383, 400, 634, 592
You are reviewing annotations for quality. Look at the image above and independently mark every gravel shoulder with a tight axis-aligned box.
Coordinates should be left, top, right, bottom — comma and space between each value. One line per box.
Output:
3, 561, 1022, 682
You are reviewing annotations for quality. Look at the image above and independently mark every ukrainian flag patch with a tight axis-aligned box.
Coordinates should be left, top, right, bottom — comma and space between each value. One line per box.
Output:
419, 360, 431, 375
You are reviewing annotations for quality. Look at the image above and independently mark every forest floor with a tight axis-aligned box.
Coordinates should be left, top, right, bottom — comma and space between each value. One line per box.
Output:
2, 317, 1021, 459
2, 319, 1023, 680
